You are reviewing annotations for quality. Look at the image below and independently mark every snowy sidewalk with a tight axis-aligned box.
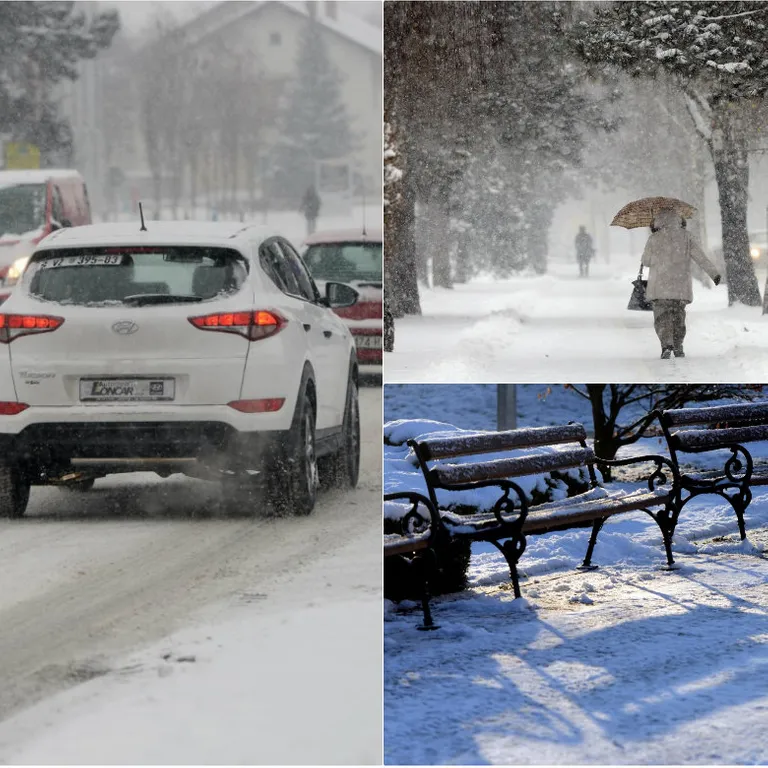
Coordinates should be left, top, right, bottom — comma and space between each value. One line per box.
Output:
386, 262, 768, 382
385, 530, 768, 765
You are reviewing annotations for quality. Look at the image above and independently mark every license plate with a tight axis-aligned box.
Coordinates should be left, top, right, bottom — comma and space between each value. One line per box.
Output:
79, 378, 175, 401
354, 335, 382, 349
40, 254, 123, 269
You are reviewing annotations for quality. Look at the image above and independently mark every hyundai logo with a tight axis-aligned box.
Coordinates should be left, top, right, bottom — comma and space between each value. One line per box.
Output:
112, 320, 139, 335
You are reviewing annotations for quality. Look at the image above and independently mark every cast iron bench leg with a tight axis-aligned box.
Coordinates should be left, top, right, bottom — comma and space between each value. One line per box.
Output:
653, 503, 678, 567
578, 517, 605, 570
491, 537, 527, 599
732, 486, 750, 540
415, 551, 439, 631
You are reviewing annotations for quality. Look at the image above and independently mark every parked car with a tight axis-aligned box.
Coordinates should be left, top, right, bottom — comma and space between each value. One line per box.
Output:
302, 228, 382, 370
0, 169, 91, 294
0, 221, 361, 518
709, 230, 768, 281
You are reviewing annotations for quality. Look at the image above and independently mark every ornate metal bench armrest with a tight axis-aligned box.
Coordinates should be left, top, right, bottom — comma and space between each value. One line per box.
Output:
427, 477, 529, 529
383, 491, 442, 538
596, 453, 681, 492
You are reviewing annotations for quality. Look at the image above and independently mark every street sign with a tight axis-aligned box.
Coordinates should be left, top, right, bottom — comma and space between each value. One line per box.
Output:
4, 143, 40, 170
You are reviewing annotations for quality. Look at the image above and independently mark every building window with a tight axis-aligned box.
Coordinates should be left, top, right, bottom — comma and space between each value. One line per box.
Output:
269, 31, 282, 46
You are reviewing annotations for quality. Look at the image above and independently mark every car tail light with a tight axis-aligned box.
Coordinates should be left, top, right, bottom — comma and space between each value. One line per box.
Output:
228, 398, 285, 413
188, 310, 286, 341
0, 402, 29, 415
0, 314, 64, 343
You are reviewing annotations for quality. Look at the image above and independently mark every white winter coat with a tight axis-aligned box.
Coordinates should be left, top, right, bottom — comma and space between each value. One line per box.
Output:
641, 209, 719, 303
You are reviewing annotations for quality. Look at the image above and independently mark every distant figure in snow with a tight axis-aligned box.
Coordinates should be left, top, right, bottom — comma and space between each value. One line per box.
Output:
300, 185, 321, 236
642, 209, 721, 360
575, 225, 595, 277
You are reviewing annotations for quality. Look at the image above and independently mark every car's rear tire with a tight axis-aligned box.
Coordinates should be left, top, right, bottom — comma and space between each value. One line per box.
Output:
0, 464, 31, 518
321, 376, 360, 489
268, 389, 318, 517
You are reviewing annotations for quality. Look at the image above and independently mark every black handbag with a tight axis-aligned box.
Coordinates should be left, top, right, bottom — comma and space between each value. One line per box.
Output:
627, 263, 653, 311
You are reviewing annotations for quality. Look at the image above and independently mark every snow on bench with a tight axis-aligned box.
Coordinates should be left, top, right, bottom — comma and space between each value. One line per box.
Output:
656, 401, 768, 542
433, 448, 596, 486
385, 423, 680, 629
662, 402, 768, 428
418, 424, 588, 461
670, 425, 768, 452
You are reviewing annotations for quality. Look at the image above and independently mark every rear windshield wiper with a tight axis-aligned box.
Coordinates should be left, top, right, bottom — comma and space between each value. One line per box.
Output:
122, 294, 204, 306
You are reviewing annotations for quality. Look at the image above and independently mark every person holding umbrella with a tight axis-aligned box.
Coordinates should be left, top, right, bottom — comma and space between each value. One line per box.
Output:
613, 197, 722, 359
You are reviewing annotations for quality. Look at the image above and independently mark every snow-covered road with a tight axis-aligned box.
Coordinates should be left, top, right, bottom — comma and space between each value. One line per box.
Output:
0, 386, 382, 763
386, 261, 768, 382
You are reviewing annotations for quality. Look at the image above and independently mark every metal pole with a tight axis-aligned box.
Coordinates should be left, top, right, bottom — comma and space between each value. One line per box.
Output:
497, 384, 517, 431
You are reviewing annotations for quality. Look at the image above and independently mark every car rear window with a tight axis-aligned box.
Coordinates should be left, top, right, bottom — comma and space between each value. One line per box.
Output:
24, 246, 248, 307
0, 183, 46, 239
303, 242, 382, 284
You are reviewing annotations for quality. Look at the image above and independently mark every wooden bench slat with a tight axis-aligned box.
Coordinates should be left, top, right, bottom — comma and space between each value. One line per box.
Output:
384, 531, 432, 557
663, 402, 768, 428
439, 488, 671, 538
419, 424, 587, 461
433, 447, 595, 486
672, 425, 768, 451
523, 488, 671, 533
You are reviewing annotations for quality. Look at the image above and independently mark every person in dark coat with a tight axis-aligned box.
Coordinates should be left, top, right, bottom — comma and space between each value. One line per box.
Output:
300, 185, 321, 236
575, 225, 595, 278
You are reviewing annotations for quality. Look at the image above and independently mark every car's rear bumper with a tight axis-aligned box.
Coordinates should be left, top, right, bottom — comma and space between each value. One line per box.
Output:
0, 419, 293, 480
0, 403, 292, 435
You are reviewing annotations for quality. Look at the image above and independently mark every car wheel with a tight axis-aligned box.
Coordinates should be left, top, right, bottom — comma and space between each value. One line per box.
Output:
0, 464, 30, 518
268, 389, 318, 517
321, 376, 360, 489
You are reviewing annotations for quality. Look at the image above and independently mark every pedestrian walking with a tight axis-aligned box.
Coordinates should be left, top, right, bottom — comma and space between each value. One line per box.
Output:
641, 209, 721, 359
575, 225, 595, 278
300, 185, 321, 236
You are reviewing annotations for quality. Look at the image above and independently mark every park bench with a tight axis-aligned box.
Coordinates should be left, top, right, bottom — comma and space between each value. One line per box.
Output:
656, 401, 768, 542
384, 423, 681, 628
384, 491, 445, 630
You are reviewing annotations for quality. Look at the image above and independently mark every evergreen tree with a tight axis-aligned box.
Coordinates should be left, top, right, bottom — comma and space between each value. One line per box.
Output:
273, 15, 356, 202
575, 1, 768, 306
385, 0, 615, 307
0, 1, 119, 161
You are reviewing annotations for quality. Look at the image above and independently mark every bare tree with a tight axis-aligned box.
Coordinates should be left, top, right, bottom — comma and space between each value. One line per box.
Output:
563, 384, 766, 478
138, 13, 188, 218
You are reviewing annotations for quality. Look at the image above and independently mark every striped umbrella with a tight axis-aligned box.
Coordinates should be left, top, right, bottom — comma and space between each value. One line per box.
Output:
611, 197, 696, 229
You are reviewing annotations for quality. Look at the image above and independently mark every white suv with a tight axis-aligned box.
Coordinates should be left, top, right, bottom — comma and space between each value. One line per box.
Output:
0, 221, 361, 518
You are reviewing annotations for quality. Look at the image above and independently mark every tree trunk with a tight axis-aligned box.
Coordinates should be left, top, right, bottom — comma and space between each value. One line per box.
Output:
387, 162, 421, 317
454, 233, 471, 283
152, 172, 162, 220
189, 153, 198, 213
711, 112, 761, 306
527, 228, 548, 275
586, 384, 621, 481
428, 197, 453, 289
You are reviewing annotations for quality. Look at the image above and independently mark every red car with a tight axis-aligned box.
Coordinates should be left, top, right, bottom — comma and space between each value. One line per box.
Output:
303, 228, 382, 370
0, 169, 91, 303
